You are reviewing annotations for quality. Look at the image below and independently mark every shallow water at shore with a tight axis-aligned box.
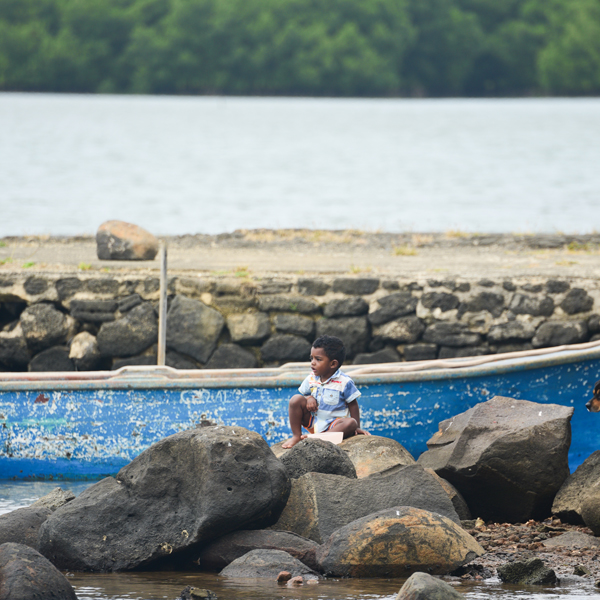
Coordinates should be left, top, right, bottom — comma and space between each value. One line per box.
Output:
2, 482, 598, 600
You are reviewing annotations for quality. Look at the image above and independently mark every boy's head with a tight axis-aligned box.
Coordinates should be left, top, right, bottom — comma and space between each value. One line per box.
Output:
312, 335, 346, 368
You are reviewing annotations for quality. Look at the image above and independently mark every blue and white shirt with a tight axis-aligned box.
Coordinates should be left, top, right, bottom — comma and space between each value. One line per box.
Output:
298, 369, 361, 433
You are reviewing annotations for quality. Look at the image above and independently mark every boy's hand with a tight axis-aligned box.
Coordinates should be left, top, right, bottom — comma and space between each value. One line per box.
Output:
356, 428, 370, 436
305, 395, 318, 412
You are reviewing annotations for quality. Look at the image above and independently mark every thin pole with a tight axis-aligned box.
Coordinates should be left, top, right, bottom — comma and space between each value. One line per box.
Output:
157, 242, 167, 366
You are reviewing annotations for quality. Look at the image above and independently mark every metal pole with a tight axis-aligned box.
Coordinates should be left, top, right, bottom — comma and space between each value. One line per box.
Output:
157, 242, 167, 366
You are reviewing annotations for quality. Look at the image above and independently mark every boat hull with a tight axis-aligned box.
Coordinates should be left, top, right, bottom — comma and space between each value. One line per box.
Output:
1, 347, 599, 479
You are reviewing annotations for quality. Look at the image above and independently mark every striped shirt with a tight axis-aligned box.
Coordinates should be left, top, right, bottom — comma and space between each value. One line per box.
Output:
298, 369, 361, 433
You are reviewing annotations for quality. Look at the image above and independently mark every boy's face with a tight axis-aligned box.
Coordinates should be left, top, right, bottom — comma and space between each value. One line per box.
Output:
310, 347, 338, 381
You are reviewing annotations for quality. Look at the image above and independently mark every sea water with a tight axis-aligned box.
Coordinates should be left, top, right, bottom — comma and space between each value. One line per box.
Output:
1, 94, 599, 237
1, 482, 597, 600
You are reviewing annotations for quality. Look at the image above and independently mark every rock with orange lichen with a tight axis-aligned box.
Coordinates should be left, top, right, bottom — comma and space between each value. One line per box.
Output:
339, 435, 415, 478
316, 506, 483, 578
96, 220, 158, 260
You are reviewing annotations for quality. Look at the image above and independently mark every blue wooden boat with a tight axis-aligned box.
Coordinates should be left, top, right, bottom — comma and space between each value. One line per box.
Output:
1, 341, 599, 480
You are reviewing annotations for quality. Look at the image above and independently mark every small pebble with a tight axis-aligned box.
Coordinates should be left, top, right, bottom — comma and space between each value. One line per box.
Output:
287, 576, 303, 586
276, 571, 292, 583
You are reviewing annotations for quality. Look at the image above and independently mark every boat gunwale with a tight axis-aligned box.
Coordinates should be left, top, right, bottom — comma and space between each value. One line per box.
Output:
2, 342, 600, 392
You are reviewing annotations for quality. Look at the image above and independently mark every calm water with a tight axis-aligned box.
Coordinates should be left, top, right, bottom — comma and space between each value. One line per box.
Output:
1, 94, 600, 237
1, 483, 598, 600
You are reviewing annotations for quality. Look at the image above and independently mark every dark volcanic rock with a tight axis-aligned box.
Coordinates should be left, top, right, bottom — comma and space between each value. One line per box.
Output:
205, 344, 257, 369
97, 302, 158, 357
0, 543, 77, 600
421, 292, 459, 312
198, 530, 319, 571
497, 558, 557, 585
280, 438, 357, 479
38, 426, 290, 571
561, 288, 594, 314
404, 343, 437, 361
423, 323, 481, 347
315, 317, 369, 358
20, 303, 74, 354
368, 292, 418, 326
373, 316, 424, 344
219, 549, 318, 579
96, 220, 158, 260
487, 321, 536, 343
0, 324, 30, 368
438, 345, 490, 359
542, 530, 600, 548
117, 294, 143, 313
316, 507, 483, 578
532, 320, 588, 348
227, 312, 271, 344
0, 507, 51, 550
261, 334, 311, 363
29, 346, 76, 372
418, 396, 573, 522
271, 465, 459, 544
324, 297, 368, 318
55, 277, 83, 299
552, 450, 600, 524
69, 331, 103, 370
339, 435, 415, 478
458, 292, 505, 318
298, 278, 329, 296
396, 571, 463, 600
332, 278, 379, 295
353, 347, 401, 364
70, 299, 117, 323
24, 276, 48, 296
273, 314, 315, 338
580, 486, 600, 535
166, 295, 225, 363
509, 294, 554, 317
258, 295, 320, 314
546, 280, 570, 294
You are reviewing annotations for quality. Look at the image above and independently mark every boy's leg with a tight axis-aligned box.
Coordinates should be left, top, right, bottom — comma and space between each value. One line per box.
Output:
328, 417, 358, 439
282, 394, 313, 448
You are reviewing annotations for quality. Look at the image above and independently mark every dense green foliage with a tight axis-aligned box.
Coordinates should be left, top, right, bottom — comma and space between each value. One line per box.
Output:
1, 0, 599, 95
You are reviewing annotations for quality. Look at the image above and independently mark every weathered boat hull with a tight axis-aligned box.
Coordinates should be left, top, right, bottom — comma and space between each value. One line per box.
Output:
1, 344, 599, 479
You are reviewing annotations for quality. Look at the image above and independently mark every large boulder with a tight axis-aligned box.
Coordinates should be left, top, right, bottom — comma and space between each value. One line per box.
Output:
0, 543, 77, 600
39, 426, 290, 571
31, 487, 75, 512
270, 465, 459, 544
166, 296, 225, 363
532, 320, 588, 348
279, 438, 357, 480
19, 303, 75, 354
339, 435, 415, 478
97, 303, 158, 357
0, 507, 51, 550
219, 549, 318, 579
552, 450, 600, 524
198, 530, 319, 571
96, 220, 158, 260
418, 396, 573, 522
316, 507, 483, 578
396, 571, 463, 600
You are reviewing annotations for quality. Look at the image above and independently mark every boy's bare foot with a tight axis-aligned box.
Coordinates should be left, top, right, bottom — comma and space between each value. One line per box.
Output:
281, 434, 306, 449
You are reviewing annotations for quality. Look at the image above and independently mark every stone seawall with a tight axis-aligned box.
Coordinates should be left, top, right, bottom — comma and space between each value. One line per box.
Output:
1, 272, 600, 372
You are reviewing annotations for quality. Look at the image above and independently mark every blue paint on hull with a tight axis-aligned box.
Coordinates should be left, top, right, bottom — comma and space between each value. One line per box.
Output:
1, 346, 599, 479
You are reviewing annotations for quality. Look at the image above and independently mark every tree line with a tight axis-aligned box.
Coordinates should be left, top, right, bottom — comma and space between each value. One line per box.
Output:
1, 0, 599, 96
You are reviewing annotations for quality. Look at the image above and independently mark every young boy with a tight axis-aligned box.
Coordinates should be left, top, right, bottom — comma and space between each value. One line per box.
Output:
281, 335, 369, 449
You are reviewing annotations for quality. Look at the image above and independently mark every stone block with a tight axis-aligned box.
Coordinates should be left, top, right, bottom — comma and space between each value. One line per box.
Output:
166, 296, 224, 363
24, 276, 48, 296
0, 324, 30, 368
373, 316, 424, 344
258, 295, 320, 314
117, 294, 142, 313
323, 297, 368, 318
458, 292, 505, 318
561, 288, 594, 314
261, 334, 311, 363
29, 347, 76, 372
96, 220, 158, 260
227, 312, 271, 344
423, 323, 481, 347
403, 343, 437, 361
315, 317, 369, 358
353, 347, 400, 364
20, 303, 76, 355
421, 292, 459, 312
438, 345, 491, 359
487, 320, 536, 343
509, 294, 554, 317
298, 278, 330, 296
332, 278, 380, 295
70, 299, 117, 323
205, 344, 258, 369
273, 314, 315, 338
368, 292, 417, 325
257, 279, 292, 294
532, 320, 588, 348
546, 280, 570, 294
69, 331, 102, 371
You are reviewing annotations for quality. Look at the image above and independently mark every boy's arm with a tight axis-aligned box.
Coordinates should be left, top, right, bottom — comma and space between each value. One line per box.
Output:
305, 395, 318, 412
347, 399, 370, 436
